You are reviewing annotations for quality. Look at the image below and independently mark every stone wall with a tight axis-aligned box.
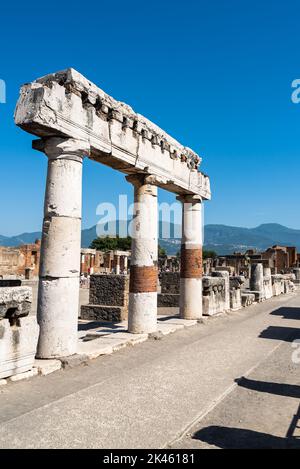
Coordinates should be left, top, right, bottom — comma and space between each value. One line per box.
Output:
158, 272, 180, 308
81, 274, 129, 322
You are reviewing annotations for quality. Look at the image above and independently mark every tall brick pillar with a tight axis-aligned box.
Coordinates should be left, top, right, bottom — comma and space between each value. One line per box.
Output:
126, 175, 158, 334
35, 137, 89, 358
178, 195, 203, 319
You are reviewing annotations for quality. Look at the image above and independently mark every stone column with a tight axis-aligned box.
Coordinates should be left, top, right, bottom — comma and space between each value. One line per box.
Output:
35, 137, 90, 358
115, 255, 121, 275
250, 263, 264, 292
126, 175, 158, 334
178, 195, 203, 319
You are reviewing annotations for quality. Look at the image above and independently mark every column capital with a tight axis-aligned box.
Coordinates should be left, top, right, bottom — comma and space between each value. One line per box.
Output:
32, 137, 90, 162
126, 173, 163, 188
176, 193, 202, 204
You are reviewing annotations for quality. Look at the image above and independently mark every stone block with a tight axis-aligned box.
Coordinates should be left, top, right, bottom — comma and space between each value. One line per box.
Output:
0, 286, 32, 320
160, 272, 180, 294
89, 274, 129, 307
81, 305, 127, 322
241, 293, 256, 307
157, 293, 180, 307
9, 368, 38, 382
203, 276, 226, 316
33, 359, 62, 376
0, 316, 39, 380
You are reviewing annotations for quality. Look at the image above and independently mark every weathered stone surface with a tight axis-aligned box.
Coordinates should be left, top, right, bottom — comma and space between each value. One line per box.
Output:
241, 293, 256, 307
213, 271, 230, 311
15, 69, 211, 200
89, 274, 129, 307
0, 316, 39, 379
81, 305, 126, 322
263, 268, 273, 300
33, 359, 62, 376
9, 368, 38, 382
202, 277, 226, 316
250, 264, 264, 296
157, 294, 180, 308
0, 287, 32, 320
160, 272, 180, 294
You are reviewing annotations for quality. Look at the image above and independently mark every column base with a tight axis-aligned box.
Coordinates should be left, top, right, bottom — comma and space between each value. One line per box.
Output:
128, 292, 157, 334
180, 278, 203, 320
37, 277, 79, 358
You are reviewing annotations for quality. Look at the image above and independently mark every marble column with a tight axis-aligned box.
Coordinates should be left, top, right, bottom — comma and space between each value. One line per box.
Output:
35, 137, 89, 358
115, 255, 121, 275
126, 175, 158, 334
178, 195, 203, 320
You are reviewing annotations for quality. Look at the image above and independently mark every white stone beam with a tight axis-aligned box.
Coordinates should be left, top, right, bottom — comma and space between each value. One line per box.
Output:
14, 68, 211, 199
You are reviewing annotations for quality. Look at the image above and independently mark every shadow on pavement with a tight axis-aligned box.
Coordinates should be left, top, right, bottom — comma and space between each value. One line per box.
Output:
259, 326, 300, 342
271, 307, 300, 321
235, 377, 300, 399
192, 426, 300, 449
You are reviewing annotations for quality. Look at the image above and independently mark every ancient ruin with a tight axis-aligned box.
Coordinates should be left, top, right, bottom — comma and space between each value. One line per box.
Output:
14, 68, 211, 358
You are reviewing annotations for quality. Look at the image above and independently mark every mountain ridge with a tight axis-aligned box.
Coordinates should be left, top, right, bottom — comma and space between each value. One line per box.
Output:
1, 223, 300, 256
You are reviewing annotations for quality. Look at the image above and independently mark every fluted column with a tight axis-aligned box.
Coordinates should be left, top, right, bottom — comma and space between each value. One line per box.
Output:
36, 137, 90, 358
126, 174, 158, 334
178, 194, 203, 319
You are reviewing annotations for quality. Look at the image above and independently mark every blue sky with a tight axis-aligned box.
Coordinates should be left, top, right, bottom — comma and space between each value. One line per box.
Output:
0, 0, 299, 236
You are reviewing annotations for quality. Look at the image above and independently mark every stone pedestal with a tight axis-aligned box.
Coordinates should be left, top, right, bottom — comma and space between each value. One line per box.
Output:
202, 276, 226, 316
0, 286, 38, 380
263, 268, 273, 300
36, 137, 89, 358
178, 195, 203, 320
0, 317, 39, 379
213, 271, 230, 311
127, 175, 158, 334
229, 276, 244, 311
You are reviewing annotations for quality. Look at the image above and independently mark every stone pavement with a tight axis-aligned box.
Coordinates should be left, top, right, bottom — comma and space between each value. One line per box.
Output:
0, 292, 299, 448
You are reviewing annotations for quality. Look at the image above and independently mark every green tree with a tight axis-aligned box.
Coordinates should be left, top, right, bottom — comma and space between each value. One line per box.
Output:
203, 250, 217, 260
158, 245, 167, 258
90, 235, 132, 251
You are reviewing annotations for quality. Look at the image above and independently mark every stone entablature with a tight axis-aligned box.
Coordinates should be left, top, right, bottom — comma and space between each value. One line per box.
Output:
15, 69, 211, 200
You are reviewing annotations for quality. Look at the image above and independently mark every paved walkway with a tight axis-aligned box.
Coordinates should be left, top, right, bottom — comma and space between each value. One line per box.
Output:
0, 292, 299, 448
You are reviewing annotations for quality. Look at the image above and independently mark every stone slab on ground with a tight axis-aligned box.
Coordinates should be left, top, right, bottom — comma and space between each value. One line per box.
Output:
33, 359, 62, 376
8, 368, 38, 382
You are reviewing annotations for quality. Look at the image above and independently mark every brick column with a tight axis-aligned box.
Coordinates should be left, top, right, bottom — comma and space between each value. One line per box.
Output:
126, 175, 158, 334
178, 195, 203, 319
35, 137, 89, 358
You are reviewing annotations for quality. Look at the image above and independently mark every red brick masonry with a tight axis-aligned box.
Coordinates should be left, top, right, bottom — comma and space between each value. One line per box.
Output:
129, 265, 158, 293
180, 246, 203, 279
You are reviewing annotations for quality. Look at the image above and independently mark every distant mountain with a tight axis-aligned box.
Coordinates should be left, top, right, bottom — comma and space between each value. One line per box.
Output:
1, 223, 300, 256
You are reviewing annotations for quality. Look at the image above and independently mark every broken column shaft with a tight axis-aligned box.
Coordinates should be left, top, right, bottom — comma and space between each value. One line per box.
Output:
127, 175, 158, 334
36, 137, 89, 358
